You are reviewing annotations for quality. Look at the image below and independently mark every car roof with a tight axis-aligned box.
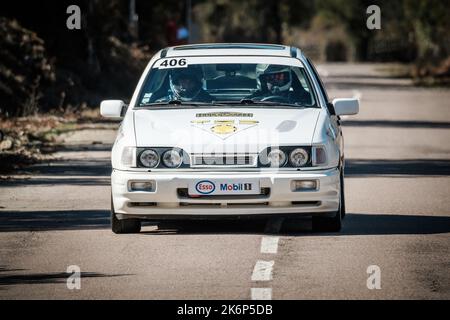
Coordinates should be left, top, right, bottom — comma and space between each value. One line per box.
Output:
161, 43, 300, 58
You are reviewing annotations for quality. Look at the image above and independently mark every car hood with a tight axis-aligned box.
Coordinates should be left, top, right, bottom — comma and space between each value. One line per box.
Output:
133, 107, 321, 153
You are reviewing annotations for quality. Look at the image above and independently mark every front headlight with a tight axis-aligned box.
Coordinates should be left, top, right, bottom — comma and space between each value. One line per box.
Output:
162, 149, 183, 168
139, 149, 160, 168
267, 149, 287, 167
289, 148, 309, 167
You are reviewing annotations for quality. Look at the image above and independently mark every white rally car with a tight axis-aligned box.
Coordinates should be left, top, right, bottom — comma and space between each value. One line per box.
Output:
100, 43, 359, 234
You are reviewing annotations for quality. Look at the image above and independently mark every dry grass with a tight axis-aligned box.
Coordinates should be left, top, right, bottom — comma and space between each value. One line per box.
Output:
0, 109, 116, 174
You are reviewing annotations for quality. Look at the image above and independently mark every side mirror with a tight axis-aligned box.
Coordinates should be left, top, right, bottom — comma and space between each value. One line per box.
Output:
332, 98, 359, 116
100, 100, 127, 119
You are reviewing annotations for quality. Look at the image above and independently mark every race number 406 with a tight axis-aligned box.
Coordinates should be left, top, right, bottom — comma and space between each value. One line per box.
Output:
158, 58, 188, 69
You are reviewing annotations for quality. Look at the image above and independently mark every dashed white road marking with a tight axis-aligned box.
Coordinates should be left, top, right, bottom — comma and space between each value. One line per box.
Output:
260, 236, 279, 254
251, 260, 274, 281
251, 288, 272, 300
250, 219, 282, 300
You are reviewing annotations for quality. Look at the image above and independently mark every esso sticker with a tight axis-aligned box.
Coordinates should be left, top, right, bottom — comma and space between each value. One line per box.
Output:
157, 58, 188, 69
195, 180, 216, 195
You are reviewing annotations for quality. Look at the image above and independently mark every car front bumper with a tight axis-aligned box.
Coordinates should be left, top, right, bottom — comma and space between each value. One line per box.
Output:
111, 168, 340, 220
111, 169, 340, 219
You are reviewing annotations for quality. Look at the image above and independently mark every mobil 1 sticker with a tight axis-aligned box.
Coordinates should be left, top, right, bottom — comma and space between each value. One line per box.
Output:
188, 178, 260, 196
157, 58, 188, 69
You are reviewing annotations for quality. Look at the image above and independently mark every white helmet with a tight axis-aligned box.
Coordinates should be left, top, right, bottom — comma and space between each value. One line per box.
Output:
169, 66, 203, 101
256, 64, 292, 94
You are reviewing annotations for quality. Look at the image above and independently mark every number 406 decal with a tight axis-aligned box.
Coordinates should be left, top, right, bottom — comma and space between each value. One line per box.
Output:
158, 58, 188, 69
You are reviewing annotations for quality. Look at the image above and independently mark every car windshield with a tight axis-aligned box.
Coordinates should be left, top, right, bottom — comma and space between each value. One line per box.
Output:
137, 61, 317, 108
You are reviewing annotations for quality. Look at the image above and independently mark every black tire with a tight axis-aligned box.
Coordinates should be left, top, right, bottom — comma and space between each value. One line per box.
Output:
340, 169, 346, 219
111, 198, 141, 234
312, 169, 343, 232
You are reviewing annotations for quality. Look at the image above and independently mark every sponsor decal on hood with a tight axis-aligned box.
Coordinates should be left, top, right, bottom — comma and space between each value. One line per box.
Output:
191, 118, 260, 140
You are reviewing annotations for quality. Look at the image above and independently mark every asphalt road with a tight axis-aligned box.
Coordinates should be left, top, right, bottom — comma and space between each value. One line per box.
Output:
1, 63, 449, 299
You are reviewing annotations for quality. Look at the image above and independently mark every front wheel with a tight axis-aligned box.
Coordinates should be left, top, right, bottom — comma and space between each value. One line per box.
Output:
340, 168, 346, 219
111, 197, 141, 234
312, 169, 344, 232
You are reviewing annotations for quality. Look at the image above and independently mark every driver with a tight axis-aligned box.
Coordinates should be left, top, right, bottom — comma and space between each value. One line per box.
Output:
246, 64, 309, 104
168, 66, 214, 102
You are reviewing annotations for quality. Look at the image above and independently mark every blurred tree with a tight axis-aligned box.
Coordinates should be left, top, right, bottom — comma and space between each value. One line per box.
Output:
195, 0, 315, 44
136, 0, 186, 47
402, 0, 450, 76
1, 0, 150, 115
0, 18, 55, 116
316, 0, 376, 60
315, 0, 449, 68
1, 0, 448, 117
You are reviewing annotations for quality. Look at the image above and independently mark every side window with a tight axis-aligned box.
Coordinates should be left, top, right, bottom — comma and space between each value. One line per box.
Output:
139, 69, 169, 104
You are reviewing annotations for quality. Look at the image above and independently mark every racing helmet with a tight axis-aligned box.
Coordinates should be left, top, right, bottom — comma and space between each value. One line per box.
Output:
256, 64, 292, 94
169, 66, 204, 101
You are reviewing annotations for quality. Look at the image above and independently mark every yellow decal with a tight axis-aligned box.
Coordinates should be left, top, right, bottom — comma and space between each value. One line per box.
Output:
191, 120, 210, 124
211, 124, 237, 135
191, 117, 259, 139
214, 120, 235, 125
239, 120, 259, 125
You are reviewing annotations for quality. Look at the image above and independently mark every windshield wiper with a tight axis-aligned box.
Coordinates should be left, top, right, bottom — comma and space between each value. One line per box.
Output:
219, 99, 307, 108
139, 100, 311, 108
140, 100, 213, 107
240, 99, 257, 105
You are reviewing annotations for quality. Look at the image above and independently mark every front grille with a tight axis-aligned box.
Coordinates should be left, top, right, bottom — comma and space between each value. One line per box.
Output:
178, 202, 270, 208
291, 201, 321, 207
128, 202, 157, 207
177, 188, 270, 199
180, 203, 222, 207
191, 154, 256, 167
227, 202, 269, 206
